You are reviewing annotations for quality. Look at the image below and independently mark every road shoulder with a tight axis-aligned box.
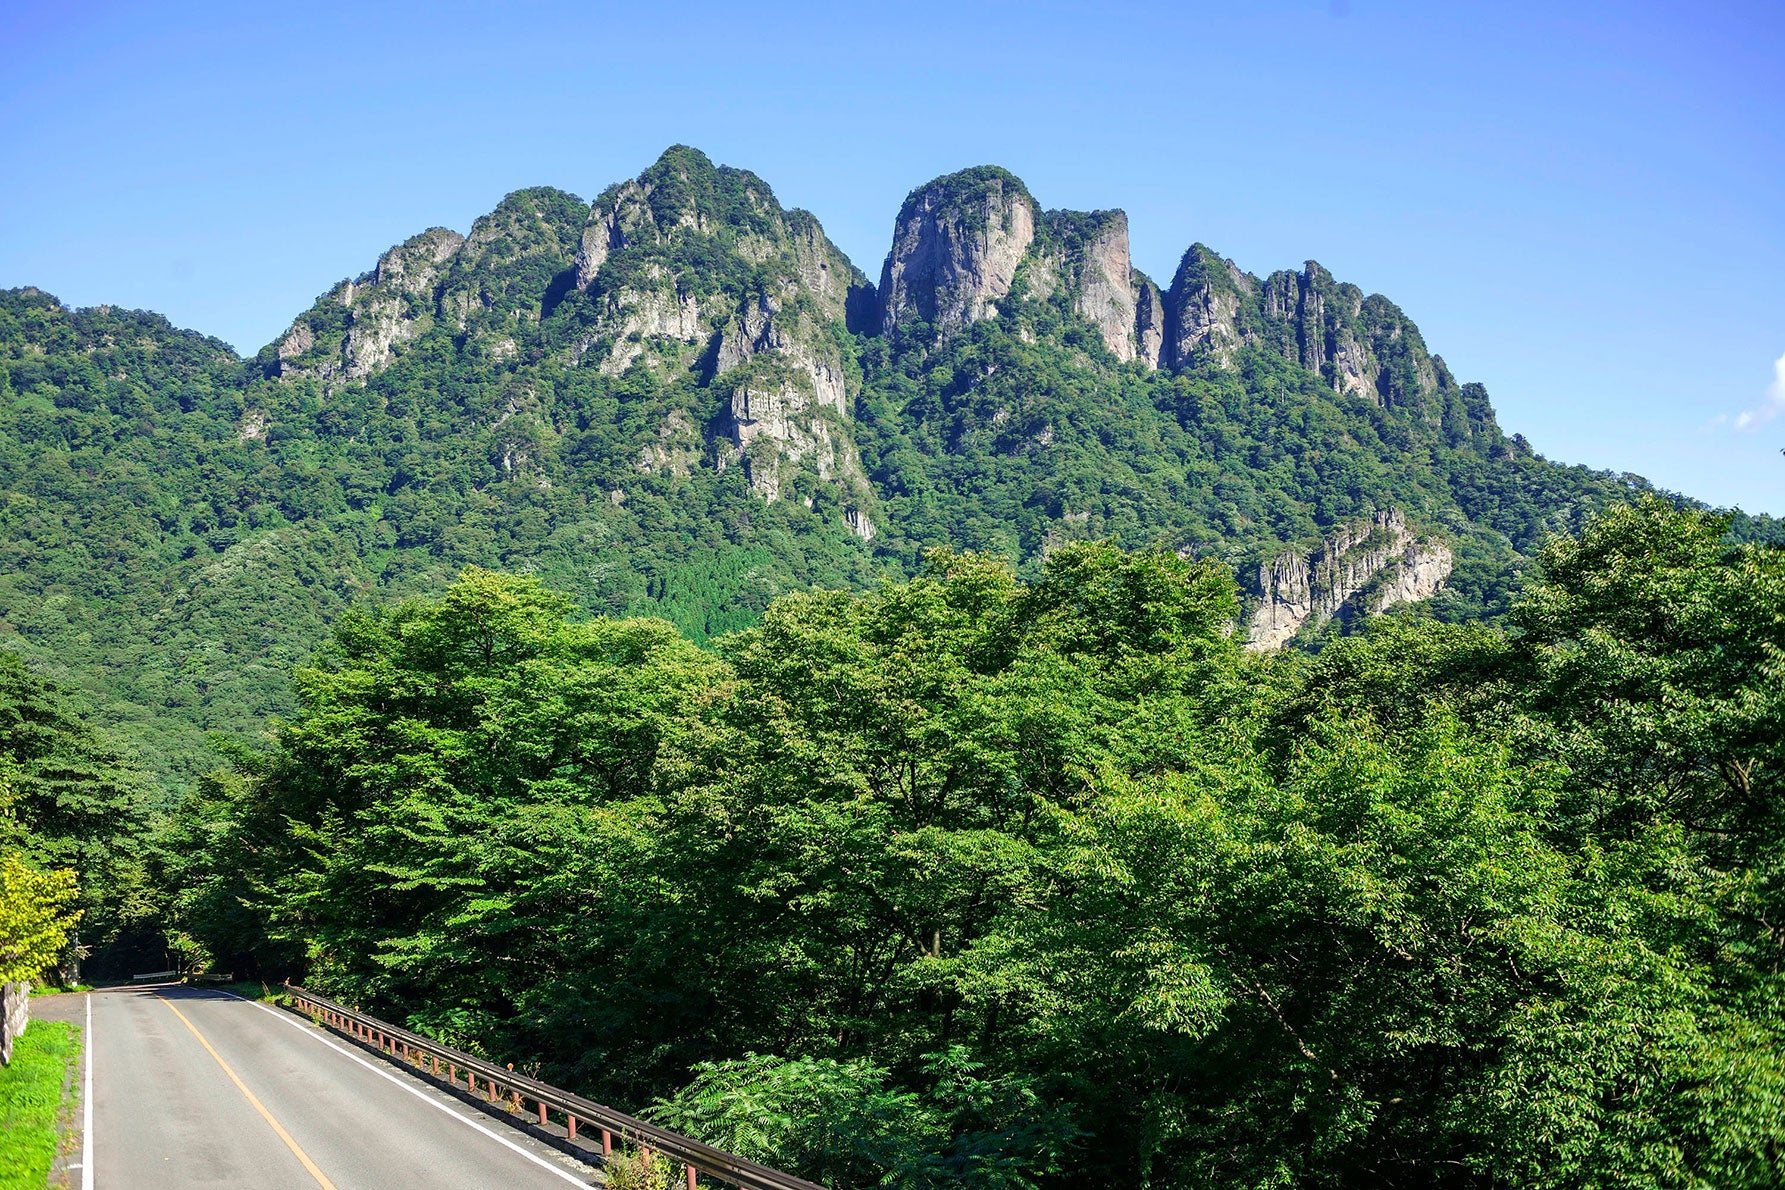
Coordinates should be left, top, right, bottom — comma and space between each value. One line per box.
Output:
5, 992, 84, 1189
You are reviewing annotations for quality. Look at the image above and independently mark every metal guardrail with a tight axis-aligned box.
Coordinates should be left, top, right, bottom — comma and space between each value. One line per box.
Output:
279, 984, 827, 1190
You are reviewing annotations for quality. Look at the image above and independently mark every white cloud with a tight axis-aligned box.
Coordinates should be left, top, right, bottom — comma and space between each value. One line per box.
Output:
1729, 351, 1785, 431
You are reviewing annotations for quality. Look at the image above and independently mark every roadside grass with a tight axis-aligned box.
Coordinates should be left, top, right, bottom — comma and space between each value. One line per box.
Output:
0, 1021, 79, 1189
204, 981, 281, 1002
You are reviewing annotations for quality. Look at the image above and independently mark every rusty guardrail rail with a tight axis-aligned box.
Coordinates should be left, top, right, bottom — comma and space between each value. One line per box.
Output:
279, 984, 827, 1190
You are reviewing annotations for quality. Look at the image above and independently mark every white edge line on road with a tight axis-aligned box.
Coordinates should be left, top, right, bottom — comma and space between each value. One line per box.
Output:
81, 993, 93, 1190
215, 992, 591, 1187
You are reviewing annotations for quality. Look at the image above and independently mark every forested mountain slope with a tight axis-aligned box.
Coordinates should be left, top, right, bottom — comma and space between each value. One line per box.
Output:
168, 507, 1785, 1186
0, 145, 1758, 791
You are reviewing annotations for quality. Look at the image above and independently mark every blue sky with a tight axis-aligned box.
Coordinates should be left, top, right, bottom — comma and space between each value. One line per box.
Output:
3, 0, 1781, 513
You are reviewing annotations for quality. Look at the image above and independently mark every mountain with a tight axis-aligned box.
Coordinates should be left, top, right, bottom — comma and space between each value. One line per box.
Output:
2, 145, 1758, 791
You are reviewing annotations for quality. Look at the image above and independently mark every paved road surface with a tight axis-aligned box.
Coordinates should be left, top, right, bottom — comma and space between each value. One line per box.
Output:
78, 985, 596, 1189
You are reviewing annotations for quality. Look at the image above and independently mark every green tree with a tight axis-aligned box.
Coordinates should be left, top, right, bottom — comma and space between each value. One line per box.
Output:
0, 651, 157, 973
174, 511, 1785, 1187
0, 854, 78, 983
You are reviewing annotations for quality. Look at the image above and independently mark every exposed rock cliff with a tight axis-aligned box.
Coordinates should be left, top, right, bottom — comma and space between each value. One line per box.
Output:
879, 167, 1037, 335
1134, 274, 1168, 369
270, 146, 882, 539
275, 226, 465, 384
876, 178, 1175, 367
1033, 210, 1146, 362
1167, 244, 1251, 370
273, 188, 588, 387
571, 147, 878, 526
1246, 510, 1454, 650
722, 356, 857, 507
1160, 248, 1497, 440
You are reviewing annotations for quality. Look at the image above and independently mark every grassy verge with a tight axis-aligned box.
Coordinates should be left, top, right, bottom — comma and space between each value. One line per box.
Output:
0, 1021, 79, 1189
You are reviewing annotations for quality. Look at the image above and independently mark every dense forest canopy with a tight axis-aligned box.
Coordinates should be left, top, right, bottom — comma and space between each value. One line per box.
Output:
149, 499, 1785, 1186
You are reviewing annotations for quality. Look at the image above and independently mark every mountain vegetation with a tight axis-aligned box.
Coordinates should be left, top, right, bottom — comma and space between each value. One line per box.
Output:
2, 145, 1782, 1184
163, 500, 1785, 1186
8, 145, 1762, 794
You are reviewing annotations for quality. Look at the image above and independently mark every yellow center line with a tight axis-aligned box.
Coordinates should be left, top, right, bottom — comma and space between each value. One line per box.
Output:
161, 996, 339, 1190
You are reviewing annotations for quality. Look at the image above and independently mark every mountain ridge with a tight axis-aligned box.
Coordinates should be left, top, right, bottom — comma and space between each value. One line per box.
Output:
5, 144, 1765, 791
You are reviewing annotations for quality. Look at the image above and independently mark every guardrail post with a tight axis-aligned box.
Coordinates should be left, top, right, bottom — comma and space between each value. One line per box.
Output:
567, 1115, 577, 1140
687, 1163, 698, 1190
537, 1100, 547, 1126
602, 1129, 612, 1156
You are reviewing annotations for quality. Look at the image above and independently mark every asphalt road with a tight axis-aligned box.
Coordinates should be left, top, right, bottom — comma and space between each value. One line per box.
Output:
79, 985, 596, 1189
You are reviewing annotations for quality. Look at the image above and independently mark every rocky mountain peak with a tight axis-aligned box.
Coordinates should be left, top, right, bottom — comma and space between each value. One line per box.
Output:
244, 146, 1519, 625
1166, 243, 1252, 370
878, 166, 1038, 336
1158, 245, 1494, 443
439, 186, 587, 330
564, 148, 876, 526
876, 171, 1171, 367
1032, 209, 1146, 363
275, 225, 465, 383
273, 187, 586, 385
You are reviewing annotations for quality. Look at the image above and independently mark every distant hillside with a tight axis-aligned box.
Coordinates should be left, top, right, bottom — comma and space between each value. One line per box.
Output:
3, 145, 1760, 791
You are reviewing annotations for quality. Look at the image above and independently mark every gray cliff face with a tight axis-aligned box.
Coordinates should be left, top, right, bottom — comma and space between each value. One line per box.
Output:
1163, 250, 1467, 423
879, 169, 1037, 335
1246, 509, 1454, 650
275, 187, 587, 387
878, 176, 1169, 368
1134, 275, 1168, 370
570, 175, 686, 292
724, 359, 855, 509
275, 226, 465, 383
572, 148, 877, 528
269, 147, 883, 542
1065, 212, 1141, 363
1264, 263, 1378, 402
1167, 244, 1252, 370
